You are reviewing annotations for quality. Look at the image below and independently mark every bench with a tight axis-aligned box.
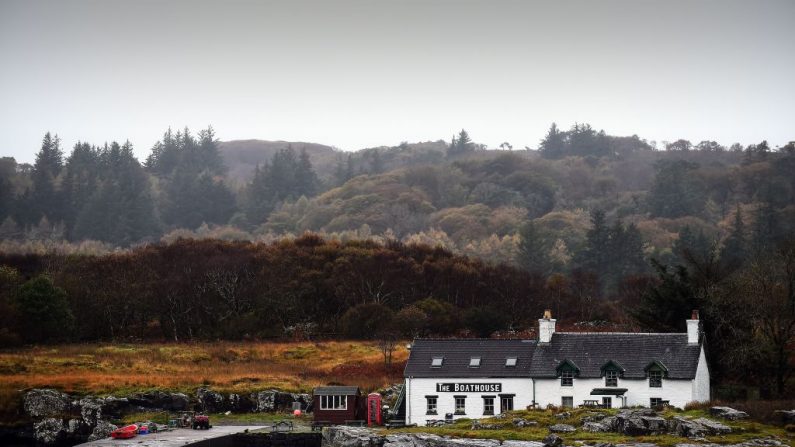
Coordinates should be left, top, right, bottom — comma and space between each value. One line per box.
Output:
269, 421, 294, 432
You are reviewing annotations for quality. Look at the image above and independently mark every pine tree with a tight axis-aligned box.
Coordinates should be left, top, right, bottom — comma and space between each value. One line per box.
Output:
539, 123, 566, 159
29, 132, 64, 224
62, 142, 100, 238
721, 205, 747, 269
516, 221, 553, 274
295, 148, 318, 197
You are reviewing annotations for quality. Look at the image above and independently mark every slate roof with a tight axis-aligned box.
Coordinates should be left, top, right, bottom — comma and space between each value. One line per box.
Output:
529, 333, 701, 379
404, 333, 702, 380
403, 339, 537, 378
313, 386, 360, 395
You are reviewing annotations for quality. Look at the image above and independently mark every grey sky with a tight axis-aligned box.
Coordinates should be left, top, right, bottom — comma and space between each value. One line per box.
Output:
1, 0, 793, 163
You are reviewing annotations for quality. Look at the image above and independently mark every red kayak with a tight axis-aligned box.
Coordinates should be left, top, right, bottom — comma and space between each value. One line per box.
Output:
111, 424, 138, 439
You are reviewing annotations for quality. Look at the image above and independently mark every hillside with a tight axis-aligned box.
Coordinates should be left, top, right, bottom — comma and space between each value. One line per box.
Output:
219, 139, 339, 183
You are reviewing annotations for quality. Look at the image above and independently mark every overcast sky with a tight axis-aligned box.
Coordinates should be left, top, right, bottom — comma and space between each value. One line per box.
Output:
1, 0, 793, 163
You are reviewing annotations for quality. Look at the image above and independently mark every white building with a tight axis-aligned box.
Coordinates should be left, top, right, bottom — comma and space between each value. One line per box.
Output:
403, 311, 709, 426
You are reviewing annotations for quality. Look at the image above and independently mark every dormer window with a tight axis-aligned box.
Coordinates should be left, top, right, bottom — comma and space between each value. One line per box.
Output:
605, 370, 618, 387
600, 360, 624, 387
431, 357, 444, 367
505, 357, 517, 367
469, 357, 481, 367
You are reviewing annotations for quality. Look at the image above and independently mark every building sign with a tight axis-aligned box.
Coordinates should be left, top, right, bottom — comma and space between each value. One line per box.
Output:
436, 383, 502, 393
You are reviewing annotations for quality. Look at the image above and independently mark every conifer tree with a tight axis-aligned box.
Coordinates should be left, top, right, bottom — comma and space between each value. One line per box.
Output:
29, 132, 64, 224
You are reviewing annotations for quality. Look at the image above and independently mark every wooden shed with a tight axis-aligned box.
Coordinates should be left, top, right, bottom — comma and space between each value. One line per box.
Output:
312, 386, 363, 424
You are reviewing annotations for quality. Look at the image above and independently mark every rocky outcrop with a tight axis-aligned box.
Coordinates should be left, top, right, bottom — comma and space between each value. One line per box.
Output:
710, 406, 749, 421
24, 389, 71, 418
773, 409, 795, 423
324, 427, 544, 447
197, 388, 227, 412
128, 390, 189, 411
88, 420, 117, 442
251, 389, 311, 412
548, 424, 575, 433
541, 434, 562, 447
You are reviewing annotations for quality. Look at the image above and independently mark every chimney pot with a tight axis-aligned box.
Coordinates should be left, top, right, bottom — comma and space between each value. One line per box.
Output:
543, 309, 552, 319
691, 309, 699, 320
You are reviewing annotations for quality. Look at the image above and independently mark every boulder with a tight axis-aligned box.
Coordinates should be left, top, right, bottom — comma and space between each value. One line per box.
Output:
542, 433, 563, 447
33, 418, 65, 444
197, 388, 226, 412
693, 418, 732, 435
773, 409, 795, 423
228, 393, 256, 412
548, 423, 576, 433
640, 416, 668, 434
512, 418, 538, 427
128, 391, 188, 411
710, 406, 749, 421
503, 441, 544, 447
24, 389, 71, 418
582, 421, 610, 432
87, 420, 117, 441
582, 412, 607, 423
555, 411, 571, 419
251, 389, 310, 412
669, 417, 709, 438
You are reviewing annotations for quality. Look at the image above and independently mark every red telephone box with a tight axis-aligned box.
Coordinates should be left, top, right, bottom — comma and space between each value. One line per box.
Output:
367, 392, 382, 426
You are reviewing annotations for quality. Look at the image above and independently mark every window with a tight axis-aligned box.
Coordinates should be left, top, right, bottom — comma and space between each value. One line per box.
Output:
454, 396, 466, 415
469, 357, 481, 367
426, 396, 437, 415
650, 398, 663, 407
602, 397, 612, 408
561, 396, 573, 408
431, 357, 444, 367
320, 395, 347, 410
649, 370, 663, 388
500, 395, 514, 413
605, 370, 618, 387
505, 357, 517, 367
561, 370, 574, 386
482, 396, 494, 415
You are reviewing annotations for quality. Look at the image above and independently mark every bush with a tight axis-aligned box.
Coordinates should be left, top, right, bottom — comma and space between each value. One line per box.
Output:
14, 275, 75, 343
340, 303, 394, 339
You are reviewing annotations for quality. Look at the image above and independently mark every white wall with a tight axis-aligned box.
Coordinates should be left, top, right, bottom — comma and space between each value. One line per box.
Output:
533, 376, 696, 409
405, 377, 533, 426
692, 345, 711, 402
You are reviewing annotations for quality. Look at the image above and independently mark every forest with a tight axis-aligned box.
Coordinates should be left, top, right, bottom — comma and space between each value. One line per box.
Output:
0, 124, 794, 397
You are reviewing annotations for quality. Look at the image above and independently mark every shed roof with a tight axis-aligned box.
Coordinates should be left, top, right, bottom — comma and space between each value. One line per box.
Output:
529, 333, 701, 379
313, 386, 360, 395
404, 339, 536, 378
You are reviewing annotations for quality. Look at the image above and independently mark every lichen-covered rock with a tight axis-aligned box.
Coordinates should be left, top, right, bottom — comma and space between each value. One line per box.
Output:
710, 406, 749, 421
693, 418, 731, 435
24, 389, 71, 418
128, 391, 188, 411
554, 411, 571, 419
197, 388, 226, 412
227, 393, 256, 412
542, 433, 563, 447
773, 409, 795, 423
582, 421, 610, 432
669, 417, 708, 438
502, 441, 544, 447
548, 423, 576, 433
512, 418, 538, 427
33, 418, 65, 444
251, 389, 310, 412
87, 420, 117, 441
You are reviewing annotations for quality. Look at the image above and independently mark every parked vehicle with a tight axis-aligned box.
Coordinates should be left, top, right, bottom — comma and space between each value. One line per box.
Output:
192, 414, 211, 429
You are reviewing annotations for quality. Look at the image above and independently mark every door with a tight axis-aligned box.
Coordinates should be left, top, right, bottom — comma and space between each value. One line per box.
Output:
602, 397, 612, 408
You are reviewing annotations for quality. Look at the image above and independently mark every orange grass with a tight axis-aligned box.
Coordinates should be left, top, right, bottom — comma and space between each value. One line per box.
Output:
0, 341, 408, 396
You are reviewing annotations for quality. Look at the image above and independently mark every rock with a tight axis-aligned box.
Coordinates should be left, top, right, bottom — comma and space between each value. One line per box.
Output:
24, 389, 71, 418
773, 409, 795, 423
693, 418, 732, 435
228, 393, 256, 412
542, 434, 563, 447
600, 415, 618, 431
512, 418, 538, 427
582, 422, 610, 432
128, 391, 188, 411
503, 441, 544, 447
555, 411, 571, 419
670, 417, 709, 438
33, 418, 65, 444
197, 388, 226, 412
88, 420, 117, 441
710, 406, 749, 421
548, 423, 576, 433
640, 416, 667, 433
471, 420, 501, 430
582, 412, 607, 423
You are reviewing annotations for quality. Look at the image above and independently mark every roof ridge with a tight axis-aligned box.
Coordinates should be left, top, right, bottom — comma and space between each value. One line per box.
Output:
555, 332, 686, 335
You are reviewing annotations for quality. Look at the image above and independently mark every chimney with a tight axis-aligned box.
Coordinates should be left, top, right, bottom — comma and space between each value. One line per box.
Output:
687, 309, 700, 344
539, 309, 556, 344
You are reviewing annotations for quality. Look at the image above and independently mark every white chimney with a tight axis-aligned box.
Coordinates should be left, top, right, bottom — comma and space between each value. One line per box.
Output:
687, 310, 700, 344
539, 309, 556, 344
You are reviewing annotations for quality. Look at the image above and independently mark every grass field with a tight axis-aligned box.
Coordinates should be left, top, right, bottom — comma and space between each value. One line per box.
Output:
0, 340, 408, 397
